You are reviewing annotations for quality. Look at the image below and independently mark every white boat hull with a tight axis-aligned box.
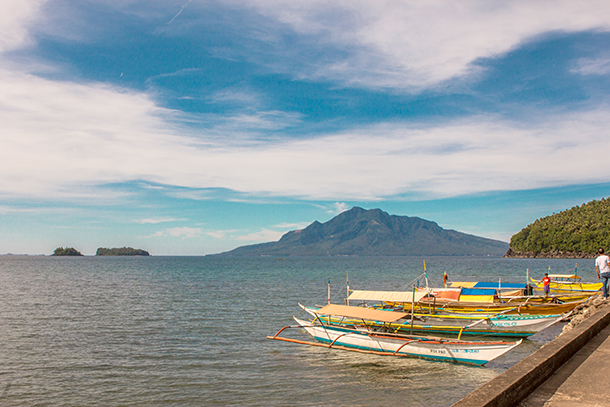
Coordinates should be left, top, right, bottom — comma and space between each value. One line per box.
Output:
294, 317, 521, 365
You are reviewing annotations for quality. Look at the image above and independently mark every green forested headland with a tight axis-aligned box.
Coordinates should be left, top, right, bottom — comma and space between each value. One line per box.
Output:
507, 197, 610, 258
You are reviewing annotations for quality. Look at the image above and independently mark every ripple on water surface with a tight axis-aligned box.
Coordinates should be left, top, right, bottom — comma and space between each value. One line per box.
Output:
0, 256, 580, 406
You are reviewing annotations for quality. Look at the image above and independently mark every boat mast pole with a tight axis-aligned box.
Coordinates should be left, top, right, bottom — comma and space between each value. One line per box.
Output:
498, 277, 502, 301
423, 260, 429, 291
424, 260, 431, 314
410, 284, 415, 334
346, 272, 350, 306
328, 279, 331, 305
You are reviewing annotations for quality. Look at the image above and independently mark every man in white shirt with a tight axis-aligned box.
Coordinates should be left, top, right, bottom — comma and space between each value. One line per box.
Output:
595, 248, 610, 298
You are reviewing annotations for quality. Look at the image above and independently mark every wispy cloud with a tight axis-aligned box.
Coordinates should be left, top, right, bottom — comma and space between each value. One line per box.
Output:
572, 54, 610, 75
2, 62, 610, 201
229, 0, 610, 90
204, 229, 240, 239
207, 88, 261, 106
165, 0, 192, 26
235, 228, 284, 242
0, 0, 46, 52
273, 222, 310, 230
136, 218, 188, 224
330, 202, 349, 214
157, 226, 202, 238
2, 1, 610, 205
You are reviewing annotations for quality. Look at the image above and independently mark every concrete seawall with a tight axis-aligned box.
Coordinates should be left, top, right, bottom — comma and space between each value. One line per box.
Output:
452, 303, 610, 407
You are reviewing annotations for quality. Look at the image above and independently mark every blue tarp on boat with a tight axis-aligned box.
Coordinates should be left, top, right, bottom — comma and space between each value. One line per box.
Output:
460, 288, 497, 296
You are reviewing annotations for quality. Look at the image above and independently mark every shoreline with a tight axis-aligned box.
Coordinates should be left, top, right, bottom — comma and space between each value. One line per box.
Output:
503, 248, 596, 259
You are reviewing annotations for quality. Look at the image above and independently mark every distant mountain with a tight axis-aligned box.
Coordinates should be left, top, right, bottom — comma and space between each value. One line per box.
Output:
217, 207, 508, 256
505, 197, 610, 258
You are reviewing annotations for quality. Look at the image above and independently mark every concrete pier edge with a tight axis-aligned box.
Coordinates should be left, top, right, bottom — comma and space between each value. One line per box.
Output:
451, 305, 610, 407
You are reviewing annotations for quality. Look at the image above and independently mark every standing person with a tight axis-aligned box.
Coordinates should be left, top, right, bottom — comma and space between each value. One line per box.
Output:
540, 273, 551, 297
443, 271, 449, 288
595, 248, 610, 299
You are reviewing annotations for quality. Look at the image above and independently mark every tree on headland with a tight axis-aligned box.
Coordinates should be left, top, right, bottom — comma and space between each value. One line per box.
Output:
95, 247, 150, 256
507, 197, 610, 257
53, 247, 84, 256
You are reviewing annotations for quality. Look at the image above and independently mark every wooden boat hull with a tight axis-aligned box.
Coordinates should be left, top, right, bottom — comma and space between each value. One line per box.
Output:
293, 317, 522, 365
300, 305, 563, 337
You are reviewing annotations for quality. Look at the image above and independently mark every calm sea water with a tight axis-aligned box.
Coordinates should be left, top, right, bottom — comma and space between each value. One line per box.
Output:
0, 256, 594, 406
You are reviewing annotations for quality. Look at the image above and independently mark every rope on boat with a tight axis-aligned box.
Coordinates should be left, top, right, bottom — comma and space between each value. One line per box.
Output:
392, 339, 418, 355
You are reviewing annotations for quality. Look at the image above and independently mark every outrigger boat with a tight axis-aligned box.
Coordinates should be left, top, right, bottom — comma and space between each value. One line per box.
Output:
529, 274, 602, 293
445, 282, 592, 303
430, 300, 582, 315
299, 303, 564, 338
424, 282, 593, 305
347, 288, 584, 315
268, 305, 522, 365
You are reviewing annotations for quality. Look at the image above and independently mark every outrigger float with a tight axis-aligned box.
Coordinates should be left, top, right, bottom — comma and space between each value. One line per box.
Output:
268, 306, 522, 365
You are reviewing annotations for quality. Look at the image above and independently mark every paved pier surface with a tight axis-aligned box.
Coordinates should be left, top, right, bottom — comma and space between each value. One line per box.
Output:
518, 323, 610, 407
452, 304, 610, 407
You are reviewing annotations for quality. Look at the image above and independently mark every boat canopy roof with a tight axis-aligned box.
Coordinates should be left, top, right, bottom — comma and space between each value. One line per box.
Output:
315, 304, 409, 323
347, 289, 428, 303
549, 274, 581, 280
451, 281, 528, 290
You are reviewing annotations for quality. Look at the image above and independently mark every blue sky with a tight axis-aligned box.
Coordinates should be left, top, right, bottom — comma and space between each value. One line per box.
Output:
1, 1, 610, 255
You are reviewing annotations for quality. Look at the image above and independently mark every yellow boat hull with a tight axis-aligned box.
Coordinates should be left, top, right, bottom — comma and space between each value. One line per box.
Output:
530, 277, 602, 292
415, 299, 582, 315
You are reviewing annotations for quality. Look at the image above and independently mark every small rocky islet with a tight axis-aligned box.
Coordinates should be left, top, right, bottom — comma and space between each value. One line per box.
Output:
52, 247, 149, 256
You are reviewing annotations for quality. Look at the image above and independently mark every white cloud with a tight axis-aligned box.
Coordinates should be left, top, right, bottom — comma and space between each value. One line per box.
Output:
2, 0, 610, 204
18, 1, 610, 91
205, 230, 227, 239
147, 226, 243, 240
237, 0, 610, 89
274, 222, 310, 229
572, 54, 610, 75
165, 227, 202, 238
331, 202, 349, 214
235, 228, 285, 242
0, 0, 46, 52
136, 218, 188, 224
1, 61, 610, 201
